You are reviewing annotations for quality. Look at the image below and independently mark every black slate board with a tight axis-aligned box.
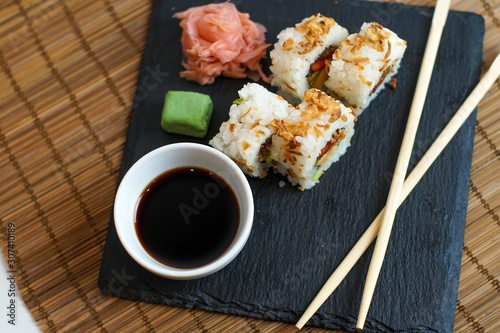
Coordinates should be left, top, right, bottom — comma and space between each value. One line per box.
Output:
98, 1, 485, 332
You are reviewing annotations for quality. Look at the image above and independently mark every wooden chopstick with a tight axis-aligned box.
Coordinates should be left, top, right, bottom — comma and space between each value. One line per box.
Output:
296, 52, 500, 330
355, 0, 452, 328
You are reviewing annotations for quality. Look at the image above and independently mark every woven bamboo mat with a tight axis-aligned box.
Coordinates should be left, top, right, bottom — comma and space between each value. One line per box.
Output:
0, 0, 498, 332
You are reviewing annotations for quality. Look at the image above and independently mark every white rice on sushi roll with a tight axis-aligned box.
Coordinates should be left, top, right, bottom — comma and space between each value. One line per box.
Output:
209, 83, 292, 178
270, 14, 349, 103
325, 22, 407, 115
270, 88, 356, 190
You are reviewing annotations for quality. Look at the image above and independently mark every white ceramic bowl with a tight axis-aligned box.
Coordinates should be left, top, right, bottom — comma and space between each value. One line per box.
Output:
114, 143, 254, 280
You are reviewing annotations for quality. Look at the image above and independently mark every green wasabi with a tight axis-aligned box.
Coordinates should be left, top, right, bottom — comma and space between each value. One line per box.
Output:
161, 91, 213, 138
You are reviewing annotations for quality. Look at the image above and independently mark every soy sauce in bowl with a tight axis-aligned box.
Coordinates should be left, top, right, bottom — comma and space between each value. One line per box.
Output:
135, 166, 240, 269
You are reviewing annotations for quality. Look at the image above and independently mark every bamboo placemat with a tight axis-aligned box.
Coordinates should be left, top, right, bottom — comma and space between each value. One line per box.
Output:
0, 0, 498, 332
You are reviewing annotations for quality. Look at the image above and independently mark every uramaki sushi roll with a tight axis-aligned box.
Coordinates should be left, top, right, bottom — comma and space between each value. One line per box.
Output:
325, 22, 407, 115
270, 88, 356, 190
270, 14, 349, 103
209, 83, 292, 177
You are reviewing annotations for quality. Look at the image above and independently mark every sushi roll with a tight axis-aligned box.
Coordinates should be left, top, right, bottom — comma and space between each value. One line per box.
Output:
271, 88, 356, 190
270, 14, 349, 103
325, 22, 407, 115
209, 83, 291, 177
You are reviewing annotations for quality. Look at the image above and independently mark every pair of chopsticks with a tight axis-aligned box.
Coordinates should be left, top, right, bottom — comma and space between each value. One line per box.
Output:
296, 0, 500, 329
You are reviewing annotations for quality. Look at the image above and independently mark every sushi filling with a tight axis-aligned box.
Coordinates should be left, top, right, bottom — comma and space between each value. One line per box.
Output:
315, 128, 345, 168
307, 46, 336, 89
258, 138, 272, 163
370, 65, 394, 95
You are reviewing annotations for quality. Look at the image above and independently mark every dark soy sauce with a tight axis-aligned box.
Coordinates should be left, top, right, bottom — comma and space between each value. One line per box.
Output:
135, 166, 240, 269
